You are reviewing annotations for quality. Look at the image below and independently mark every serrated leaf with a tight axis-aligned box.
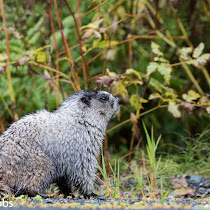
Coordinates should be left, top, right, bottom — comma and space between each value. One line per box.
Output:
149, 77, 166, 92
126, 68, 142, 79
168, 102, 181, 118
179, 47, 192, 61
180, 47, 192, 55
194, 53, 210, 66
151, 42, 163, 56
182, 90, 201, 102
193, 42, 204, 58
147, 62, 158, 75
157, 64, 172, 84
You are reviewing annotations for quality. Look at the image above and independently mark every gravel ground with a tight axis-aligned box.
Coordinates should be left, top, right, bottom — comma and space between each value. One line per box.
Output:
0, 175, 209, 209
1, 196, 207, 209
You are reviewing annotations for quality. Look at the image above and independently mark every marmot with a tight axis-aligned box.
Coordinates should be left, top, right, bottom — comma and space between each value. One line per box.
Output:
0, 90, 120, 198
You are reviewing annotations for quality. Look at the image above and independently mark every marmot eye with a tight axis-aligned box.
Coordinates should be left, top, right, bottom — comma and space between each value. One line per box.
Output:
100, 96, 109, 102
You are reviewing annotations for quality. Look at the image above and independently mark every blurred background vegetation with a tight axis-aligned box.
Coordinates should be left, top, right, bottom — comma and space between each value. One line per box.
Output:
0, 0, 209, 183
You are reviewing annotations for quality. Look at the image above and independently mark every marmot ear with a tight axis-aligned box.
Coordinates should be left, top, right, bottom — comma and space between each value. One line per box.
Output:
81, 96, 90, 106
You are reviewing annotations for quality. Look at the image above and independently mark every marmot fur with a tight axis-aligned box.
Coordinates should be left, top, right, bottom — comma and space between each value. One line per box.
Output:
0, 90, 119, 198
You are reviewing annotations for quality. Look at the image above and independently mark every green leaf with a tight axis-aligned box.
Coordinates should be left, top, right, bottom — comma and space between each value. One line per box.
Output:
151, 42, 163, 56
148, 93, 161, 100
168, 102, 181, 118
147, 62, 158, 75
193, 42, 204, 58
182, 90, 201, 102
126, 68, 142, 79
157, 64, 172, 84
149, 77, 166, 92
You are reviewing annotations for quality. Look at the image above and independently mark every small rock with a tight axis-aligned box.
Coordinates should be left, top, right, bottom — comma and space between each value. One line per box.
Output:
167, 194, 174, 199
189, 175, 203, 184
203, 178, 210, 188
197, 187, 206, 194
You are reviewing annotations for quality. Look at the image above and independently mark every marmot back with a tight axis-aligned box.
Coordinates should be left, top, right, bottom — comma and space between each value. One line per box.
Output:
0, 90, 120, 198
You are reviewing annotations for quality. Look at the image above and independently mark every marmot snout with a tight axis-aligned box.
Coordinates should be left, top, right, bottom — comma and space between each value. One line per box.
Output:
0, 90, 119, 197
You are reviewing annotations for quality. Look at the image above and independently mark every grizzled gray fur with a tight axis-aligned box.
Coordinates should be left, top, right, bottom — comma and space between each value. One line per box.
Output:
0, 90, 120, 198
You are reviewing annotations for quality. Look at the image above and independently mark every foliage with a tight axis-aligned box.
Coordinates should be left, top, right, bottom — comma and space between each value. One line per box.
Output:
0, 0, 210, 197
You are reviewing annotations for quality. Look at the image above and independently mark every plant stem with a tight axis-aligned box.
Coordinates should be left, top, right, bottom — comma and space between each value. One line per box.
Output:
180, 61, 204, 95
48, 0, 60, 107
53, 0, 80, 91
200, 66, 210, 87
107, 104, 168, 133
65, 0, 94, 89
104, 134, 110, 176
0, 0, 18, 120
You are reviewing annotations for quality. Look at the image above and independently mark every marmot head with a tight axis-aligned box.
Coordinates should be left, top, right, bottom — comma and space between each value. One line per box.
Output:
60, 90, 120, 121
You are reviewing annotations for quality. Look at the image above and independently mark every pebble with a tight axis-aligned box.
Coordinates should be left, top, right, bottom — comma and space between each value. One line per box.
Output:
189, 175, 203, 184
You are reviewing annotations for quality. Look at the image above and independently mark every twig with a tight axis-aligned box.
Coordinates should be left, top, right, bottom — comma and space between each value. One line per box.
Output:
76, 26, 169, 73
107, 104, 168, 133
29, 61, 77, 92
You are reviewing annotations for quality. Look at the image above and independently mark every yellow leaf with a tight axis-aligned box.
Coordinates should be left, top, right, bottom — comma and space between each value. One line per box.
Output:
116, 80, 128, 99
182, 90, 201, 102
35, 51, 48, 64
130, 94, 148, 113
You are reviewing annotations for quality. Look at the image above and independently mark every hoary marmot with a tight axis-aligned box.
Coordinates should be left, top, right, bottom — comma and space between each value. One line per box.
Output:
0, 90, 120, 198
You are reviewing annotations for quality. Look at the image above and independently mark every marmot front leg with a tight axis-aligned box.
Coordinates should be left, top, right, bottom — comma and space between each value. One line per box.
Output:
74, 177, 94, 198
57, 177, 73, 197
